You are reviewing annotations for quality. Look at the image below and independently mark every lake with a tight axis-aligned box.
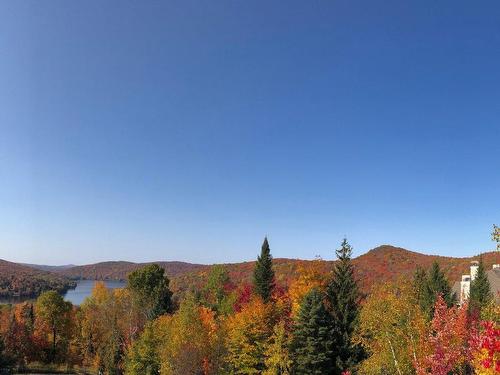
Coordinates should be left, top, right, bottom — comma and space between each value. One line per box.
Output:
63, 279, 127, 305
0, 280, 126, 306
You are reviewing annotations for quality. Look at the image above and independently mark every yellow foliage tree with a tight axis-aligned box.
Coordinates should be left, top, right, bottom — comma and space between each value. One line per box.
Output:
263, 320, 292, 375
358, 279, 427, 375
225, 297, 283, 374
77, 282, 135, 374
157, 295, 225, 375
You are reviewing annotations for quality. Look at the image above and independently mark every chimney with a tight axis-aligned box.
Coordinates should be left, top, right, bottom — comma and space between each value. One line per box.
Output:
470, 261, 479, 281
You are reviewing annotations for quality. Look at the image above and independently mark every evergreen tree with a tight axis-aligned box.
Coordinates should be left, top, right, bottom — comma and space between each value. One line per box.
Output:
418, 262, 456, 318
292, 288, 334, 374
326, 238, 364, 374
470, 257, 493, 314
253, 237, 275, 303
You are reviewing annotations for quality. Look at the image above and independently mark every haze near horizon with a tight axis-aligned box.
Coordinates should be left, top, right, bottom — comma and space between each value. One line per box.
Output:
1, 1, 499, 265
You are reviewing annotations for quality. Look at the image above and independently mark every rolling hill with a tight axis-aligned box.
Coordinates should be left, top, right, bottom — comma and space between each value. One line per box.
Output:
170, 245, 499, 293
20, 263, 76, 272
56, 260, 208, 281
39, 245, 499, 295
0, 260, 76, 299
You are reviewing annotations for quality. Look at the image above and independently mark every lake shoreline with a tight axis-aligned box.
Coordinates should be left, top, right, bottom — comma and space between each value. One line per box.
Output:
0, 280, 127, 306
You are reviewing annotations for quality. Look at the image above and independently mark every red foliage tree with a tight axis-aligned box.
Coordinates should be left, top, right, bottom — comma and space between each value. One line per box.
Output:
470, 320, 500, 373
415, 295, 471, 375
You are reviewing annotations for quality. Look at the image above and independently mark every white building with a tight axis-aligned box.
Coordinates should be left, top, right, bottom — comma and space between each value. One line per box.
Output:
453, 261, 500, 304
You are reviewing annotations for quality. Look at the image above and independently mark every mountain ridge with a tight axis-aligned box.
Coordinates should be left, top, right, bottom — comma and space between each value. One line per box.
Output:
17, 245, 496, 293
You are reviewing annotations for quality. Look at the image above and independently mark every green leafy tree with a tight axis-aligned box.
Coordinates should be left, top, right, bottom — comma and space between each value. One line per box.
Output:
35, 291, 72, 362
125, 320, 164, 375
128, 263, 173, 320
292, 288, 334, 374
202, 264, 235, 315
493, 224, 500, 251
417, 262, 456, 318
326, 238, 364, 374
253, 237, 275, 303
470, 257, 493, 314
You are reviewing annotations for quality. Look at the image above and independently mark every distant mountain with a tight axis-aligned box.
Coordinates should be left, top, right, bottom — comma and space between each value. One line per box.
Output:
21, 263, 76, 272
52, 245, 499, 294
351, 245, 497, 290
0, 259, 76, 299
172, 245, 500, 293
57, 261, 208, 281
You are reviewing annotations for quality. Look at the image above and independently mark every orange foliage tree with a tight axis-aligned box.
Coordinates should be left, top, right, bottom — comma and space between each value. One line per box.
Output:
288, 260, 328, 317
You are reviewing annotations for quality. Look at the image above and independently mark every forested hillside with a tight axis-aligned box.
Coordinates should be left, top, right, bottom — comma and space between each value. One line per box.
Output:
0, 260, 76, 299
56, 260, 208, 281
1, 239, 498, 374
171, 245, 499, 296
48, 245, 496, 294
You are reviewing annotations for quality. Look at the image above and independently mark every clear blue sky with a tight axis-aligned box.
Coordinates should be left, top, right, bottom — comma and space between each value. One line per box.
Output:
1, 1, 499, 265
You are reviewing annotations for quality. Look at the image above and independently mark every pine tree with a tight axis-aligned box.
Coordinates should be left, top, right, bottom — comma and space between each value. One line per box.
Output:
419, 262, 456, 318
292, 288, 334, 374
470, 257, 493, 314
325, 238, 364, 374
253, 237, 275, 303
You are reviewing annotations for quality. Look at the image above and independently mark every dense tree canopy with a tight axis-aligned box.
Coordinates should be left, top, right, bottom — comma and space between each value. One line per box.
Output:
0, 236, 498, 375
201, 264, 235, 316
415, 261, 456, 318
359, 280, 426, 375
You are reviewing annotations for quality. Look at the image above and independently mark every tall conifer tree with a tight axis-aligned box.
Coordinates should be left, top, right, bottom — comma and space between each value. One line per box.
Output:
253, 237, 275, 303
413, 266, 428, 302
326, 238, 364, 374
418, 262, 456, 318
470, 257, 492, 314
292, 288, 334, 374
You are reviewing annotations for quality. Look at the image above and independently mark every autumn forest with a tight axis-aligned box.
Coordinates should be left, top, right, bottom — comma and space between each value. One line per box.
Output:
0, 226, 499, 375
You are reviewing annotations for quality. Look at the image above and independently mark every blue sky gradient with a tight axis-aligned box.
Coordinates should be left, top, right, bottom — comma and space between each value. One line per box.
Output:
1, 1, 499, 264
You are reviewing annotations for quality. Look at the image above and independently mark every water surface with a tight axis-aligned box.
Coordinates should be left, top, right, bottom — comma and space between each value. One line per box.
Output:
63, 279, 127, 305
